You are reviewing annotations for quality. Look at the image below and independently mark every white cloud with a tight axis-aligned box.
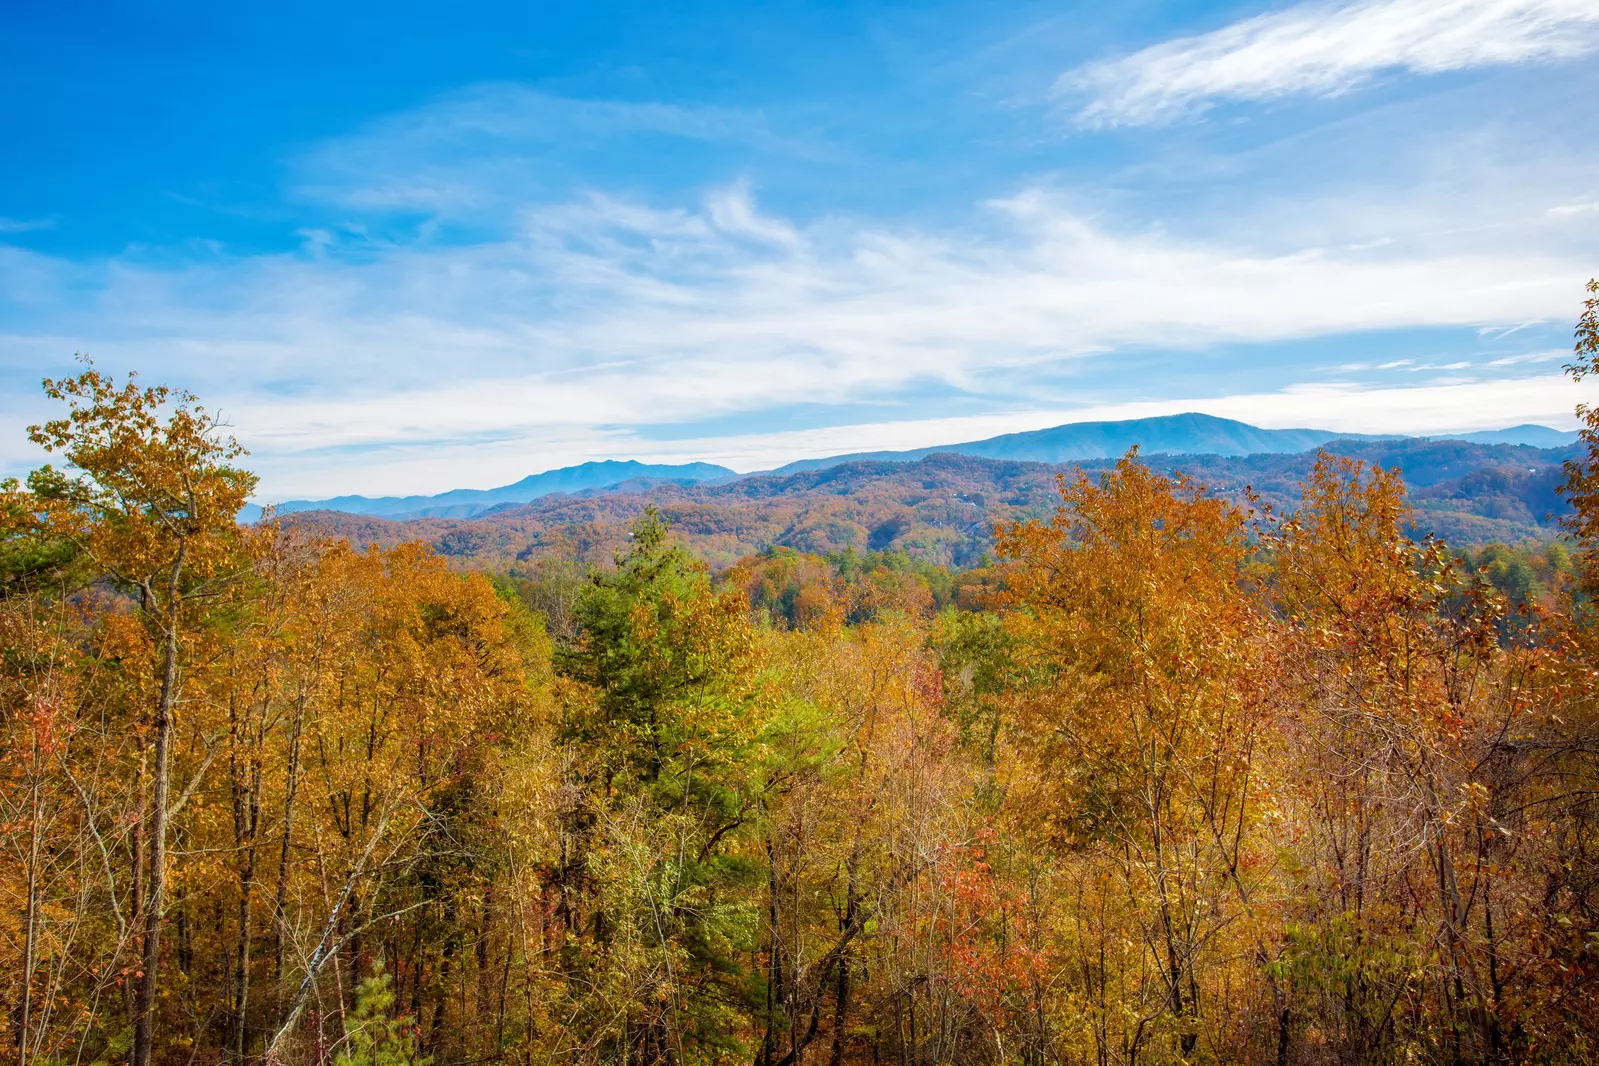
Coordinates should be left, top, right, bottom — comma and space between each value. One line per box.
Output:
1059, 0, 1599, 127
4, 178, 1593, 498
1485, 347, 1568, 366
705, 179, 803, 247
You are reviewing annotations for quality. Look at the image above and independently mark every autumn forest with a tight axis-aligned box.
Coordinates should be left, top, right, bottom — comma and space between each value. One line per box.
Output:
4, 284, 1599, 1066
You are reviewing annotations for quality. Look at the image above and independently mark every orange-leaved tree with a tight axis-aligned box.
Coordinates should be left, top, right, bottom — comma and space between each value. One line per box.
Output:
997, 453, 1272, 1062
22, 361, 256, 1066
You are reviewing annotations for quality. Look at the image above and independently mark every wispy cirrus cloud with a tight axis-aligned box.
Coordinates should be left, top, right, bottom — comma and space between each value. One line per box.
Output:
292, 86, 785, 217
1058, 0, 1599, 128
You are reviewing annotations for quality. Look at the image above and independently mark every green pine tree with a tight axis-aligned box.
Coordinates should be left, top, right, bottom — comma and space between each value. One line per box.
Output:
334, 963, 429, 1066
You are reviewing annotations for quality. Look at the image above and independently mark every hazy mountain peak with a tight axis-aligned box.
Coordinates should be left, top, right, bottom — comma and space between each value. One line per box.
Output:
1444, 425, 1579, 448
768, 411, 1393, 474
258, 459, 737, 520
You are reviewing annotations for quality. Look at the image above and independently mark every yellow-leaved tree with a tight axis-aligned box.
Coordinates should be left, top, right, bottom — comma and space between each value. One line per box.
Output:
997, 454, 1275, 1062
22, 362, 256, 1066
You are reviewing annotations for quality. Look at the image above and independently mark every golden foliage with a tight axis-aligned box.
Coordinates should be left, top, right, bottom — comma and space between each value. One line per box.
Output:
2, 288, 1598, 1065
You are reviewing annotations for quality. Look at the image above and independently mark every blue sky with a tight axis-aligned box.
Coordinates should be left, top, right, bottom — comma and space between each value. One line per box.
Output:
2, 0, 1597, 499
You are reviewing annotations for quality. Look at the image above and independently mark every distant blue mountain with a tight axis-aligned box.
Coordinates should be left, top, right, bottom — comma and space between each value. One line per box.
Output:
244, 415, 1581, 522
768, 412, 1395, 474
1446, 425, 1579, 448
257, 460, 738, 520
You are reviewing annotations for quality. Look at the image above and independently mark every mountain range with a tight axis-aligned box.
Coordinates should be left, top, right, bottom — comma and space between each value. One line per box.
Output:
284, 437, 1581, 575
767, 413, 1381, 473
258, 414, 1579, 521
261, 459, 737, 521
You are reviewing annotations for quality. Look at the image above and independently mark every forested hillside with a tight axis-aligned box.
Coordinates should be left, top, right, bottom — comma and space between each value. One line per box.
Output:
286, 437, 1577, 573
1, 288, 1597, 1066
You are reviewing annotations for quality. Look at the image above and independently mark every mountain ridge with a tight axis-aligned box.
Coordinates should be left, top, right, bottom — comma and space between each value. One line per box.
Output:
1447, 424, 1580, 448
282, 438, 1580, 573
766, 412, 1393, 473
254, 414, 1579, 520
261, 459, 738, 521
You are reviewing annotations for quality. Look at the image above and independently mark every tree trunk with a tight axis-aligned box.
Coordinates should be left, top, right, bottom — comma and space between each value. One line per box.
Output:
829, 836, 862, 1066
763, 837, 783, 1066
233, 728, 261, 1066
131, 550, 185, 1066
18, 727, 42, 1066
127, 752, 146, 1022
273, 692, 305, 1000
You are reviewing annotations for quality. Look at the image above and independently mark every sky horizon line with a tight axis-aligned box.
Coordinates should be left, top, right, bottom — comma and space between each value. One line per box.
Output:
252, 404, 1581, 504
